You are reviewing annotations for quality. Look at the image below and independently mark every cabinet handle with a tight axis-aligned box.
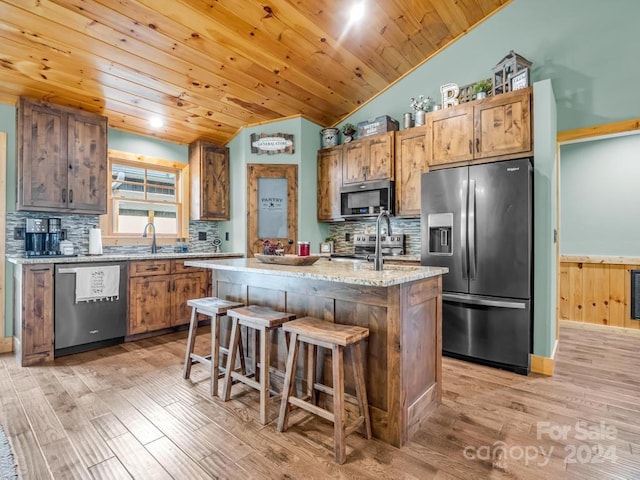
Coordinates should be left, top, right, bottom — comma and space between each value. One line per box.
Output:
62, 188, 67, 202
146, 266, 159, 271
468, 140, 472, 154
167, 281, 172, 293
476, 138, 480, 153
69, 189, 73, 203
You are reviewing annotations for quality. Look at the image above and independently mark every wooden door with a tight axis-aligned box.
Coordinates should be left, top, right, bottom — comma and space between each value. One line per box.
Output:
18, 97, 68, 210
475, 88, 532, 159
247, 164, 298, 257
21, 265, 54, 363
317, 147, 343, 221
128, 276, 172, 335
342, 139, 367, 184
172, 272, 208, 327
67, 111, 108, 213
425, 103, 474, 166
395, 127, 428, 217
366, 132, 394, 181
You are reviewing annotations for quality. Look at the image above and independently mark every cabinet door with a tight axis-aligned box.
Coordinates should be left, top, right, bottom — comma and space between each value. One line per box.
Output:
67, 111, 108, 213
128, 276, 172, 335
317, 147, 343, 221
18, 98, 68, 210
366, 132, 394, 181
474, 88, 532, 159
172, 271, 208, 327
426, 103, 474, 166
189, 141, 230, 220
395, 127, 428, 217
21, 265, 54, 364
342, 140, 367, 184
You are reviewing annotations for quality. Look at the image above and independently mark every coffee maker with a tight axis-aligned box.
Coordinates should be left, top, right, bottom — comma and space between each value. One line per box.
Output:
24, 218, 49, 257
47, 218, 62, 255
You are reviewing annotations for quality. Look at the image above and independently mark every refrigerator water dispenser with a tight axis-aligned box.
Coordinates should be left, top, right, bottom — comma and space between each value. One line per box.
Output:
428, 213, 453, 255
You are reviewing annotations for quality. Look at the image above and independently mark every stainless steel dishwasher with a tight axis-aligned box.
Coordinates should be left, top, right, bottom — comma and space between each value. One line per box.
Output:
54, 262, 128, 356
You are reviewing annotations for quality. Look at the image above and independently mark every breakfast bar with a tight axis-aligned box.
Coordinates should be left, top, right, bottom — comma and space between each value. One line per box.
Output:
185, 257, 448, 447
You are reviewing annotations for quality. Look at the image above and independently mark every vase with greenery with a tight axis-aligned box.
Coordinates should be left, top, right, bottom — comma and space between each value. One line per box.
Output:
473, 79, 492, 99
341, 123, 356, 142
410, 95, 431, 126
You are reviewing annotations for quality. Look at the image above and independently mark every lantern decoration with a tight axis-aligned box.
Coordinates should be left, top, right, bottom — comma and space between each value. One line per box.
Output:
491, 50, 532, 96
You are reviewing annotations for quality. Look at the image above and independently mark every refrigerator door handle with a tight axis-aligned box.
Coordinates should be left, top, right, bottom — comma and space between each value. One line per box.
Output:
443, 293, 527, 309
461, 180, 468, 279
468, 179, 477, 279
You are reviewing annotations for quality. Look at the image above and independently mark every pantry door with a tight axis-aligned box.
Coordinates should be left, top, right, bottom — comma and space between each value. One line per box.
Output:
247, 164, 298, 258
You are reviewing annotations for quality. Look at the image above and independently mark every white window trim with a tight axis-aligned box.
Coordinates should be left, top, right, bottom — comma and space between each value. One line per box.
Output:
100, 149, 190, 246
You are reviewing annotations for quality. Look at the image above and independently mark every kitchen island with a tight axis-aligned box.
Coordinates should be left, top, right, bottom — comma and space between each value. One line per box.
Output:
185, 257, 448, 447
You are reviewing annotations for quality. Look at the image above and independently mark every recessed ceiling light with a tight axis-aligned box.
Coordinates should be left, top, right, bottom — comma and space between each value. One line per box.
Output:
149, 116, 164, 129
350, 1, 365, 23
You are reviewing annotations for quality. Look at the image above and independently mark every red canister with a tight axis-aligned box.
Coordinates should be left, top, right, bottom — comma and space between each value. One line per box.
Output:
297, 241, 310, 256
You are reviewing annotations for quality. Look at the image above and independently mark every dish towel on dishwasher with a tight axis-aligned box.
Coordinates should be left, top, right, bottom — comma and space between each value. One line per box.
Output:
74, 265, 120, 303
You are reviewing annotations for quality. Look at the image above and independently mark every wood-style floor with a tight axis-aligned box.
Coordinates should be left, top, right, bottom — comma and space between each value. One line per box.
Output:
1, 321, 639, 479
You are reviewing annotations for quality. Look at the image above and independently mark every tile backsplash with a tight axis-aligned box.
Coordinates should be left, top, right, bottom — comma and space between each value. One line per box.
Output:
5, 212, 222, 256
327, 218, 421, 256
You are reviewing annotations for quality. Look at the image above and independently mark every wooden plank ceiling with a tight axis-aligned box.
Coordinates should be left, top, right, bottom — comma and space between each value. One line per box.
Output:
0, 0, 510, 145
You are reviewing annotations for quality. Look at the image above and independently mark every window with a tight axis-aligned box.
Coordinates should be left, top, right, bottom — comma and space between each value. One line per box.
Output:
102, 150, 189, 243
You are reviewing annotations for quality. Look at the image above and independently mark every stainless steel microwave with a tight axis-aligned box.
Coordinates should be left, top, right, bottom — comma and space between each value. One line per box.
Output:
340, 180, 394, 219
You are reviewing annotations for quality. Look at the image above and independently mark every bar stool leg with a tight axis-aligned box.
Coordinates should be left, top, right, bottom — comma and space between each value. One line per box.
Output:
210, 313, 220, 396
222, 317, 241, 401
332, 344, 346, 464
259, 326, 270, 425
183, 306, 198, 379
277, 332, 299, 432
352, 342, 372, 439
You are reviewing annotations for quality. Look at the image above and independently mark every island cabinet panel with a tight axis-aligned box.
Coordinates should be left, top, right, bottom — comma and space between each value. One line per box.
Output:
14, 265, 54, 366
209, 268, 441, 448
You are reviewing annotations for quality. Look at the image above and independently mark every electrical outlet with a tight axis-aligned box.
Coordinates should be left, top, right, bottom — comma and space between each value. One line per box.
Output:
225, 232, 230, 241
14, 227, 24, 240
345, 233, 351, 242
198, 231, 207, 240
61, 229, 68, 240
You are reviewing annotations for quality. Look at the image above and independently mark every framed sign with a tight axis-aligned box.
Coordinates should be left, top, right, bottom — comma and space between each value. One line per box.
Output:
250, 133, 294, 155
510, 68, 529, 91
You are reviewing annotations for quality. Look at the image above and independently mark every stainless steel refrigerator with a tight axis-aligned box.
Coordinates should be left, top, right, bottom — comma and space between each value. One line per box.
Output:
421, 157, 532, 374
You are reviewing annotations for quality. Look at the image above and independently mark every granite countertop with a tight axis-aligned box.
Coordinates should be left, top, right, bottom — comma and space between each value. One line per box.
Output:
185, 257, 448, 287
6, 251, 244, 265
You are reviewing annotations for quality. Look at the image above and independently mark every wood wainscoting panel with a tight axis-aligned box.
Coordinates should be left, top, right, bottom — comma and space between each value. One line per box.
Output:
559, 259, 640, 330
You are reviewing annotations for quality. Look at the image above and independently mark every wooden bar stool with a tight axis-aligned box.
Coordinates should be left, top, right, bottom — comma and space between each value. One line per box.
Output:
182, 297, 244, 397
222, 305, 296, 425
277, 317, 371, 464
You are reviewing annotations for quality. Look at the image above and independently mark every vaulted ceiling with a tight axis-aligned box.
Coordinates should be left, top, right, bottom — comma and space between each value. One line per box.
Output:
0, 0, 510, 146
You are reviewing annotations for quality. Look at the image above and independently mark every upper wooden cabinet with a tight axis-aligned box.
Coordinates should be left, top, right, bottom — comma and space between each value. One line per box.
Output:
189, 140, 230, 221
426, 88, 532, 167
317, 147, 343, 221
342, 131, 394, 184
17, 97, 108, 214
394, 126, 428, 217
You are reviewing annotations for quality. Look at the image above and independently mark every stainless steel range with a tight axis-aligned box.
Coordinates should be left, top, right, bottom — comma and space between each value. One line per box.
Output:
331, 233, 404, 260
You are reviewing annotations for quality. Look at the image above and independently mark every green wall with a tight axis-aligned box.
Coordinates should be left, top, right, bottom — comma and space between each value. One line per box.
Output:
335, 0, 639, 134
561, 133, 640, 256
227, 117, 328, 254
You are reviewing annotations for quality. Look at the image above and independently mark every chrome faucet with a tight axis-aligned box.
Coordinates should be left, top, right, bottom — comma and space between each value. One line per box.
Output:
374, 210, 392, 271
142, 222, 157, 253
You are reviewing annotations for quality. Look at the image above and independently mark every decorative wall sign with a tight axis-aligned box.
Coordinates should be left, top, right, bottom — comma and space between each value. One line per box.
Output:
510, 68, 530, 91
440, 83, 460, 109
250, 133, 295, 155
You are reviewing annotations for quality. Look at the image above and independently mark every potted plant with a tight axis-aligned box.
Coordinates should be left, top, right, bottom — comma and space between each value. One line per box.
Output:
473, 79, 492, 99
341, 123, 356, 142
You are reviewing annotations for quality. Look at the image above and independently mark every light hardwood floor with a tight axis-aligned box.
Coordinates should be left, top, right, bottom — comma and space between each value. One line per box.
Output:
1, 321, 639, 479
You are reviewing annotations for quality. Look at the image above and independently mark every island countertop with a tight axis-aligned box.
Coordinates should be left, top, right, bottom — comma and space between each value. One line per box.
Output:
184, 257, 447, 287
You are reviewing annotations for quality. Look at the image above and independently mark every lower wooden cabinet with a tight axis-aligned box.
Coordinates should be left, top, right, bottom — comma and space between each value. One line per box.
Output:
128, 259, 208, 335
14, 265, 54, 366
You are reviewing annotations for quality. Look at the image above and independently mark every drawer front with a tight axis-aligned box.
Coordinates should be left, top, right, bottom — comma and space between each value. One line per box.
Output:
129, 260, 171, 277
173, 258, 206, 274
